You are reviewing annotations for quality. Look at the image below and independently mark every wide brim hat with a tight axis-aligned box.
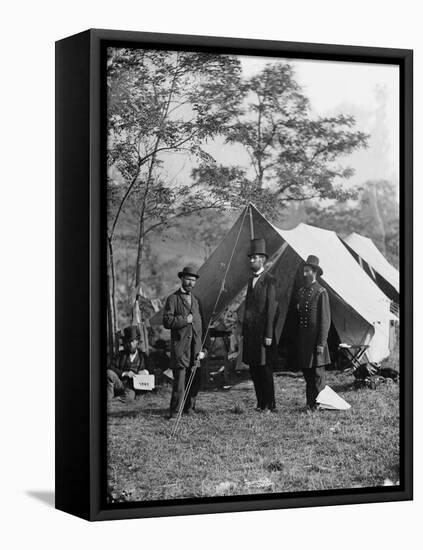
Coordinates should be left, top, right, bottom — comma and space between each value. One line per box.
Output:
304, 255, 323, 276
123, 325, 140, 342
178, 266, 200, 279
247, 238, 268, 258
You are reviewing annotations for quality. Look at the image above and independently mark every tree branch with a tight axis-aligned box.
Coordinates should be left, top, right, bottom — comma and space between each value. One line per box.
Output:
142, 201, 226, 237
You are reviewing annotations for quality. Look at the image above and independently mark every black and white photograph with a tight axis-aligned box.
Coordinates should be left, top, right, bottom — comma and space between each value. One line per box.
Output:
105, 43, 402, 505
2, 0, 421, 542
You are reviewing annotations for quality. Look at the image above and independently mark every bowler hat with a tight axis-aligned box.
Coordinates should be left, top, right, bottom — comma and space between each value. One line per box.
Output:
178, 266, 200, 279
304, 255, 323, 276
123, 325, 140, 342
248, 238, 268, 258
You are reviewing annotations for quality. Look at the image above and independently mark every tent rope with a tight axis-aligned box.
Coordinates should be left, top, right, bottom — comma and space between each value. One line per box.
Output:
170, 205, 250, 438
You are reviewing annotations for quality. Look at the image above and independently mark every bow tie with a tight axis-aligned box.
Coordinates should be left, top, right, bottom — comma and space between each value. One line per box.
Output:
253, 272, 261, 278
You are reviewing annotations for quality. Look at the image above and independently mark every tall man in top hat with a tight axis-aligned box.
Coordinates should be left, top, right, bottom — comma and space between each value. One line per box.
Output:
242, 238, 278, 412
296, 255, 331, 411
163, 266, 207, 419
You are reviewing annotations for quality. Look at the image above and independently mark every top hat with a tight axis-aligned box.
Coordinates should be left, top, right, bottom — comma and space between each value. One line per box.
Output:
123, 325, 140, 342
248, 238, 268, 258
304, 255, 323, 276
178, 266, 200, 279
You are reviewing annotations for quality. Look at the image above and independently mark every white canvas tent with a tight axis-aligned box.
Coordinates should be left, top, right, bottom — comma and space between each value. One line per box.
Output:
152, 205, 395, 364
342, 232, 399, 304
274, 222, 395, 362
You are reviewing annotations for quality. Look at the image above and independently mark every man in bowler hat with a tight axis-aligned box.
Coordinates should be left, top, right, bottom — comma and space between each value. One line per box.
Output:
242, 239, 278, 412
163, 266, 207, 419
296, 255, 331, 411
107, 325, 147, 402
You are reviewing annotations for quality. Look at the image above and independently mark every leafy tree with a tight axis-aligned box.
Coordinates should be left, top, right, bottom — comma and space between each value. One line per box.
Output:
174, 210, 235, 262
385, 218, 399, 268
306, 202, 365, 236
106, 55, 371, 356
106, 48, 243, 351
305, 179, 399, 267
193, 63, 369, 222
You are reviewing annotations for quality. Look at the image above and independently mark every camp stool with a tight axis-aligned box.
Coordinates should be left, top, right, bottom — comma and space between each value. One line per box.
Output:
338, 343, 369, 374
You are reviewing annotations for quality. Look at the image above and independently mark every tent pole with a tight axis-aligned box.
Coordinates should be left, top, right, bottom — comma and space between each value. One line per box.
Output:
170, 206, 250, 438
249, 204, 255, 239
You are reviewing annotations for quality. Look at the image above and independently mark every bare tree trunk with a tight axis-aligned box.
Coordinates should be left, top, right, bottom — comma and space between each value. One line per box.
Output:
107, 237, 118, 361
362, 183, 386, 254
134, 150, 157, 290
106, 268, 115, 364
133, 57, 180, 290
135, 216, 145, 289
108, 237, 118, 334
256, 94, 265, 188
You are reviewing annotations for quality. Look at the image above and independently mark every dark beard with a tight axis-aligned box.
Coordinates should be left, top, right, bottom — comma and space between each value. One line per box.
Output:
304, 275, 315, 286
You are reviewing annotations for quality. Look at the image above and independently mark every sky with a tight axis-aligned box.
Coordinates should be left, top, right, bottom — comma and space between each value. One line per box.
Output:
240, 55, 399, 187
161, 54, 399, 198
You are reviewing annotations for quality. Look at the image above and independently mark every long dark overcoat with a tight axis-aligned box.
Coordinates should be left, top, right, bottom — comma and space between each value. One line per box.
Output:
242, 271, 278, 366
163, 290, 203, 369
296, 281, 331, 369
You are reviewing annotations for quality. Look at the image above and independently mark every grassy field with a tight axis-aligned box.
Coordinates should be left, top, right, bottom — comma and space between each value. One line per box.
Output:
107, 370, 399, 503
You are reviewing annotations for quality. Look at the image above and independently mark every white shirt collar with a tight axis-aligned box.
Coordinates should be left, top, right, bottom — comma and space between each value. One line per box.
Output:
252, 267, 264, 288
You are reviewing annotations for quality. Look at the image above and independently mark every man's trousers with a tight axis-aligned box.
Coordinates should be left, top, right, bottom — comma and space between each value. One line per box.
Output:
302, 366, 326, 408
249, 364, 276, 410
170, 366, 201, 416
107, 369, 136, 402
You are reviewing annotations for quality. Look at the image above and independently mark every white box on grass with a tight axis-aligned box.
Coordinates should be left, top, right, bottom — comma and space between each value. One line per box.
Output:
133, 373, 155, 391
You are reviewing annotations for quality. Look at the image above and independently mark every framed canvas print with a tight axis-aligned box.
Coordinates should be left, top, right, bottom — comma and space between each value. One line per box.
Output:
55, 28, 413, 521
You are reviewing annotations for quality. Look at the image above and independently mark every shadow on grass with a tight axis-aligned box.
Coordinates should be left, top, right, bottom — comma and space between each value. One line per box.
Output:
328, 380, 357, 393
107, 408, 144, 418
143, 407, 171, 417
274, 371, 303, 378
108, 406, 171, 419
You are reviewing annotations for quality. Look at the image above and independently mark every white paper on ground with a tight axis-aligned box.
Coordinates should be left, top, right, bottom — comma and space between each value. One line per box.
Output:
163, 368, 174, 380
316, 385, 351, 410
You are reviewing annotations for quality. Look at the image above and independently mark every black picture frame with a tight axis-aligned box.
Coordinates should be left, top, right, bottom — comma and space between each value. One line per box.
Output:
55, 28, 413, 521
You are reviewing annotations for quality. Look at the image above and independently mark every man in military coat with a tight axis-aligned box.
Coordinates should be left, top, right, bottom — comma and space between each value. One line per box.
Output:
107, 325, 147, 402
163, 266, 206, 419
242, 239, 278, 412
296, 255, 331, 410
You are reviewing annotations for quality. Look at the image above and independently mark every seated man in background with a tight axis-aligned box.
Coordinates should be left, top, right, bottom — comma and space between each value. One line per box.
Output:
107, 325, 147, 402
